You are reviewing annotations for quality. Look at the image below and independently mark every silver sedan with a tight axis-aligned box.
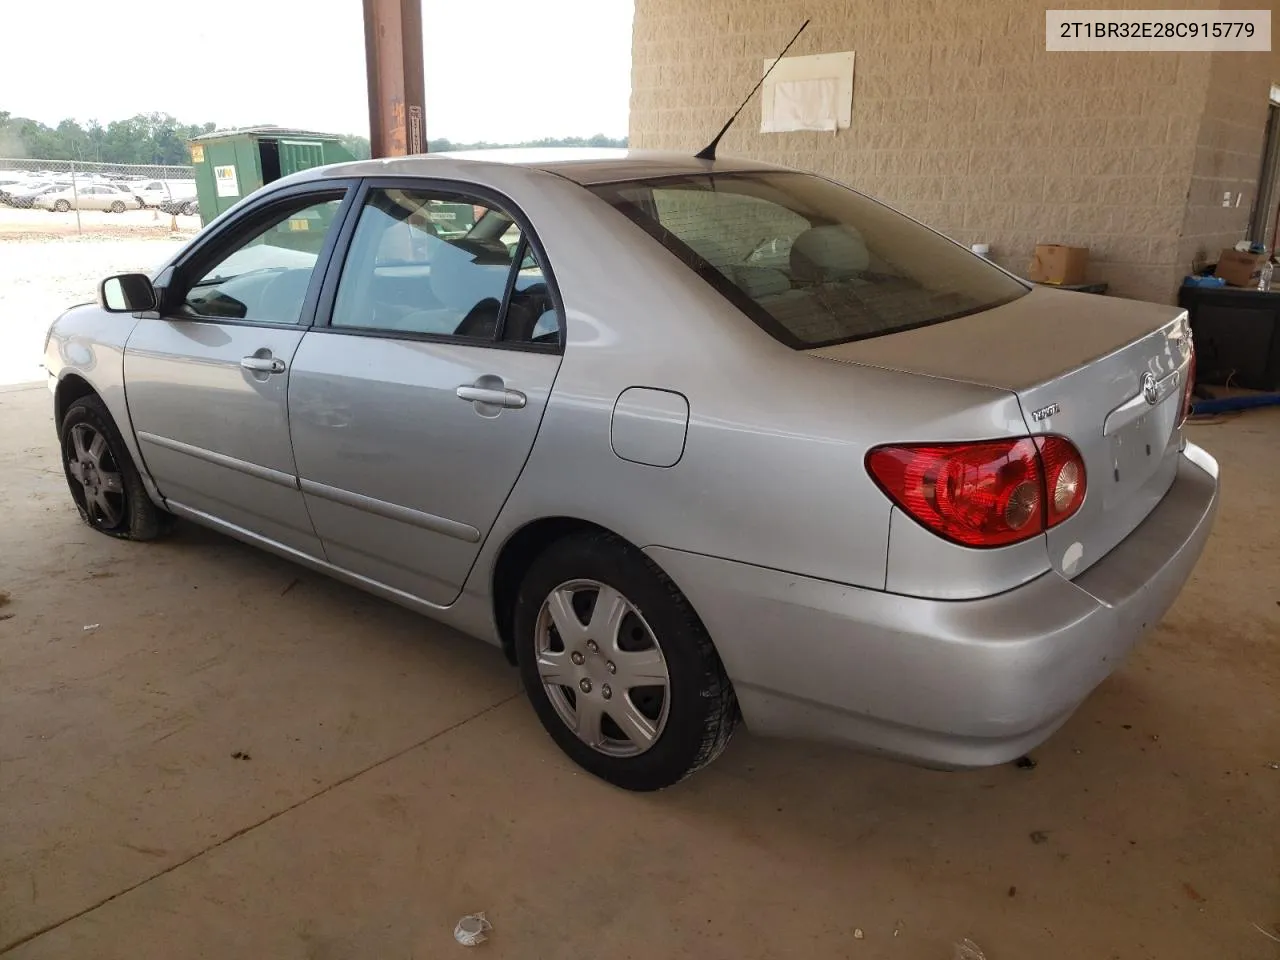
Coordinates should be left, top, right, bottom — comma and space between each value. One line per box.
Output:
43, 150, 1218, 790
35, 183, 140, 213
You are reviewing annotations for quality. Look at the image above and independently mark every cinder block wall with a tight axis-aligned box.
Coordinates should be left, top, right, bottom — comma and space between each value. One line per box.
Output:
629, 0, 1278, 303
1180, 46, 1280, 271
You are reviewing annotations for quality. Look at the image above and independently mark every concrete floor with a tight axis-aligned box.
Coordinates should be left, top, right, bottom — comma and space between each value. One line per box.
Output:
1, 382, 1277, 960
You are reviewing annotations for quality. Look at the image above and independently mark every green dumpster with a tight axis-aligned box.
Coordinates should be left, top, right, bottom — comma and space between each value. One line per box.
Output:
188, 125, 357, 224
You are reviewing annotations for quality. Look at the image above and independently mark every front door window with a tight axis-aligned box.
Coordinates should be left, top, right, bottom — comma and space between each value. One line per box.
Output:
174, 196, 344, 325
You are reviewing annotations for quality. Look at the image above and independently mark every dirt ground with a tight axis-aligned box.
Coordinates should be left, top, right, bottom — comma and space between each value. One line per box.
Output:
0, 205, 201, 240
0, 380, 1277, 959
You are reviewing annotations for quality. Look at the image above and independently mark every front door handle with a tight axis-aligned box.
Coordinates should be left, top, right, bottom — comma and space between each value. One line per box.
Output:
456, 384, 527, 409
241, 356, 286, 374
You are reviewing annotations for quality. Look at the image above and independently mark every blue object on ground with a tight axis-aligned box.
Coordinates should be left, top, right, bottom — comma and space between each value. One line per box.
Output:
1182, 274, 1226, 287
1190, 393, 1280, 415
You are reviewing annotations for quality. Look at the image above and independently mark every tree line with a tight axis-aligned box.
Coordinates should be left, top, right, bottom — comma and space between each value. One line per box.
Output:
0, 112, 627, 166
0, 112, 218, 165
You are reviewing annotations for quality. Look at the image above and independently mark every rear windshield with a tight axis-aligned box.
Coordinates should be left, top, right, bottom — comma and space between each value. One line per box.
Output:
590, 172, 1028, 349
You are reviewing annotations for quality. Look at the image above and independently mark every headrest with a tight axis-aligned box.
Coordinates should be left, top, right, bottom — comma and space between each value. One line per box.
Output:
790, 225, 870, 283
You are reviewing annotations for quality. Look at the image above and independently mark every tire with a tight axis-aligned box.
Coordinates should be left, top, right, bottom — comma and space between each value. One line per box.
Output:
59, 394, 169, 541
182, 201, 198, 216
514, 531, 737, 791
109, 200, 125, 213
54, 199, 70, 213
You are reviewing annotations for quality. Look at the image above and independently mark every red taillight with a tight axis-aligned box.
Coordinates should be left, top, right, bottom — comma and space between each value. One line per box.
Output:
1179, 344, 1196, 426
866, 436, 1087, 548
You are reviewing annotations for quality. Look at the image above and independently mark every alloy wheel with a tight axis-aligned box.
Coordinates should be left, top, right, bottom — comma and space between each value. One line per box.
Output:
65, 422, 125, 528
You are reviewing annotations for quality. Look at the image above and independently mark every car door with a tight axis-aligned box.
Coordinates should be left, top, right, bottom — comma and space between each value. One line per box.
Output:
288, 180, 564, 606
79, 185, 106, 210
124, 181, 356, 556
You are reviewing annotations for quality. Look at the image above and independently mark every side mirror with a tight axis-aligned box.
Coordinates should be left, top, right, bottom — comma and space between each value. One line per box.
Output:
99, 273, 158, 313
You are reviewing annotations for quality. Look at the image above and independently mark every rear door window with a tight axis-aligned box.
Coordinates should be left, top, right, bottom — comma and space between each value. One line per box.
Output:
328, 186, 560, 346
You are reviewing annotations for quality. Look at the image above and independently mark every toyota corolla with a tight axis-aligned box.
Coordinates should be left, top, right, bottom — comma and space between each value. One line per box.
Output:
43, 149, 1219, 791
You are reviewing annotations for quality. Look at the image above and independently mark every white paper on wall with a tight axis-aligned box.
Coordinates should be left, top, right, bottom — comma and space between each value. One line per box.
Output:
768, 78, 839, 133
760, 51, 855, 134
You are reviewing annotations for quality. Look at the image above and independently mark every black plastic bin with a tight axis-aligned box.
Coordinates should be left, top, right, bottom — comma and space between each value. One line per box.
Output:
1177, 284, 1280, 390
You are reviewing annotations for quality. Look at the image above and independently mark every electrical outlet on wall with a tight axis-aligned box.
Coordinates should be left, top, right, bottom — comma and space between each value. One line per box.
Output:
1222, 191, 1232, 207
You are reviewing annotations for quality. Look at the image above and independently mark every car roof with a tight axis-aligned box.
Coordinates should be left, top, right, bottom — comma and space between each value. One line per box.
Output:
309, 148, 786, 186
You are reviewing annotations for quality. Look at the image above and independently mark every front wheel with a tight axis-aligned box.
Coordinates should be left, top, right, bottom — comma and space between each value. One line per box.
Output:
53, 199, 70, 213
109, 200, 125, 213
59, 395, 169, 540
514, 531, 737, 791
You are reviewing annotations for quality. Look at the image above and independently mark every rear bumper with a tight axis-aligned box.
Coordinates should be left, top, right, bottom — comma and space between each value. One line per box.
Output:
646, 443, 1219, 769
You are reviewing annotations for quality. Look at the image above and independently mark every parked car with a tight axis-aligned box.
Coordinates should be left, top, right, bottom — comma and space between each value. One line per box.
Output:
35, 183, 140, 213
43, 150, 1219, 791
0, 174, 34, 194
157, 196, 200, 216
131, 178, 197, 209
1, 180, 62, 208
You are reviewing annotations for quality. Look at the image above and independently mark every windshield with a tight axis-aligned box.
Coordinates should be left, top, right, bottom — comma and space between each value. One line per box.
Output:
590, 172, 1028, 349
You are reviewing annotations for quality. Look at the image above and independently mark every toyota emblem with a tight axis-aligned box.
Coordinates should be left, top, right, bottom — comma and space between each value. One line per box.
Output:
1141, 372, 1159, 405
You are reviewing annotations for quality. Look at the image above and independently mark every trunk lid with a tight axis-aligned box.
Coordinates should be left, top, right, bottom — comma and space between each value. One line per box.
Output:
812, 286, 1193, 578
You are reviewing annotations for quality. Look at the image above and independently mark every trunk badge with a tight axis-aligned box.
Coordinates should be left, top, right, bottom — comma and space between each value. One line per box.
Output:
1030, 402, 1060, 422
1141, 372, 1159, 405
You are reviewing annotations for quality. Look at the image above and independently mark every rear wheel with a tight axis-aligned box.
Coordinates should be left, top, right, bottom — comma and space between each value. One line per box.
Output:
514, 531, 737, 791
181, 201, 198, 216
59, 395, 169, 540
109, 200, 125, 213
53, 199, 70, 213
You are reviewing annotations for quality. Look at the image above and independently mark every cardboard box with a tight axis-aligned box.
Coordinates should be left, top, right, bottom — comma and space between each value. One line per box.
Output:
1213, 248, 1267, 288
1029, 244, 1089, 285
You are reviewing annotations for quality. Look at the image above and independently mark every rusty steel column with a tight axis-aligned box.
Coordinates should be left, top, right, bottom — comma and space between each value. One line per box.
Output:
363, 0, 426, 158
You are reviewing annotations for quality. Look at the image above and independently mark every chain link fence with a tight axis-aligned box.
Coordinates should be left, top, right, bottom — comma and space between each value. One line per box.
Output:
0, 158, 199, 234
0, 157, 193, 179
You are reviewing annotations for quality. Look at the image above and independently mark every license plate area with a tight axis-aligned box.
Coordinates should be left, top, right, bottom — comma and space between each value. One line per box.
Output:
1106, 401, 1178, 508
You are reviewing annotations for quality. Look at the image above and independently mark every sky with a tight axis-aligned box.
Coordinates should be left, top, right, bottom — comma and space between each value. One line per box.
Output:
2, 0, 634, 141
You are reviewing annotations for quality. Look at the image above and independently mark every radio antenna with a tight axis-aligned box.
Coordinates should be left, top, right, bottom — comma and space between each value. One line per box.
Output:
694, 18, 811, 162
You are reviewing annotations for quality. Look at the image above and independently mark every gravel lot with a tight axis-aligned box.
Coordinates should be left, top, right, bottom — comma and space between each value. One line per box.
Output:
0, 204, 200, 239
0, 206, 195, 385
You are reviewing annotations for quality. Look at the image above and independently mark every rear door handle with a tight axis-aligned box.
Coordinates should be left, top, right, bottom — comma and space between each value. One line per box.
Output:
241, 356, 286, 374
456, 385, 527, 409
